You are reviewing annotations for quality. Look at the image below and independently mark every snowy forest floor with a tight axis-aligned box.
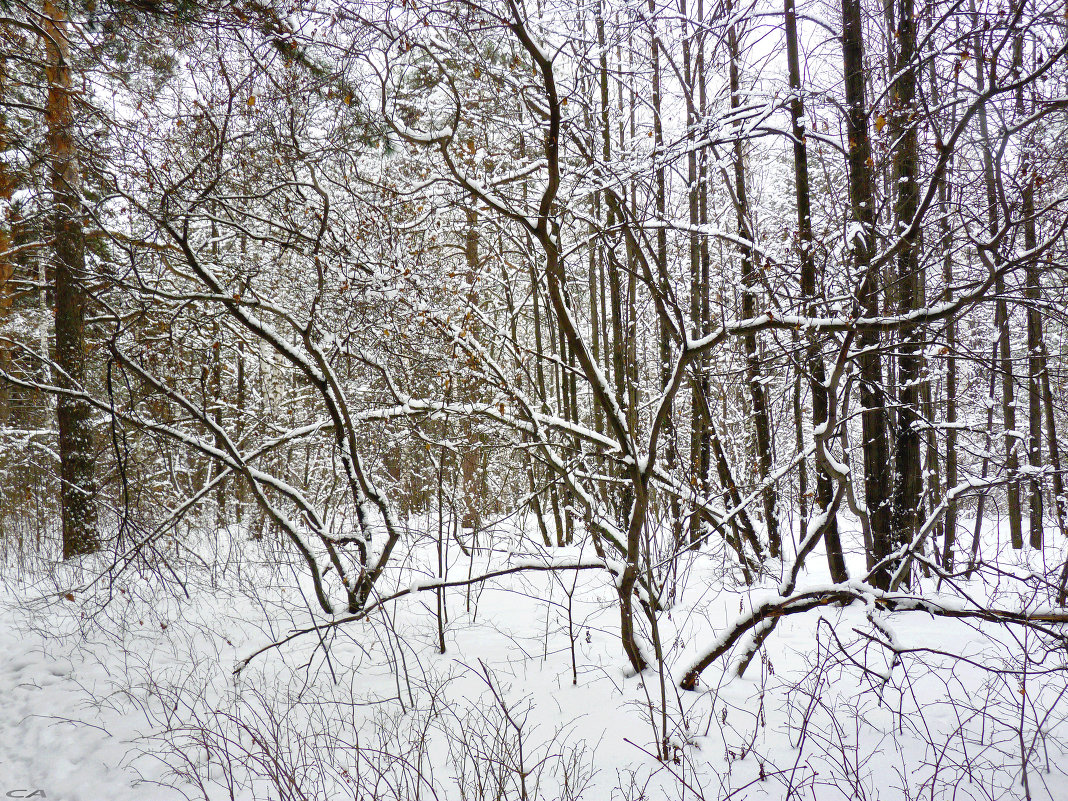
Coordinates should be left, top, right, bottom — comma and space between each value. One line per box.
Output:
1, 515, 1067, 801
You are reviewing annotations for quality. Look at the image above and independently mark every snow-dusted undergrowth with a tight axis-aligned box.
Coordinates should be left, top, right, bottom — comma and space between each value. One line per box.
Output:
2, 516, 1067, 801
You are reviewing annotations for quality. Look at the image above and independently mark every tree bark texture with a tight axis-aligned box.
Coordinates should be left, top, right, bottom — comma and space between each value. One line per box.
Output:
44, 1, 98, 559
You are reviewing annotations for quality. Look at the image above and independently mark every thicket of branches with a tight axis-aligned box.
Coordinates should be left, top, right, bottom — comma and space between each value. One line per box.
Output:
3, 0, 1068, 795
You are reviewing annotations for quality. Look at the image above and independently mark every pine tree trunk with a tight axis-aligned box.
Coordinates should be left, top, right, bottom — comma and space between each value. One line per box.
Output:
44, 2, 98, 559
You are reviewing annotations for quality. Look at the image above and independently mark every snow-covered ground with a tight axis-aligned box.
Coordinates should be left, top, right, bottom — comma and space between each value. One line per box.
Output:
2, 516, 1066, 800
0, 591, 183, 800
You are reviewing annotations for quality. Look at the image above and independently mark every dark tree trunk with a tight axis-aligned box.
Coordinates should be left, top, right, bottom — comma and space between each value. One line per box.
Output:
927, 59, 959, 572
44, 2, 98, 559
461, 208, 485, 533
1016, 16, 1043, 549
841, 0, 892, 587
889, 0, 923, 585
0, 64, 12, 427
648, 0, 684, 548
681, 0, 710, 547
785, 0, 847, 580
729, 10, 780, 559
973, 5, 1023, 549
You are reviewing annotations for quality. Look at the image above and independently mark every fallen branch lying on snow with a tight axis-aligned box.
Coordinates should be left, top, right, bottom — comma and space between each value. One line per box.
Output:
679, 581, 1068, 691
234, 559, 612, 674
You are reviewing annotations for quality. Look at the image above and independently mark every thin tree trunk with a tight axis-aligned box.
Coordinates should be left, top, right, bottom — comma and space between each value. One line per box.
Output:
623, 29, 640, 439
596, 0, 631, 529
590, 208, 603, 435
235, 338, 247, 524
695, 0, 712, 551
1024, 199, 1042, 551
785, 0, 846, 579
690, 378, 761, 569
530, 235, 560, 543
929, 60, 959, 572
728, 11, 780, 558
209, 220, 226, 524
1016, 19, 1043, 549
967, 313, 1002, 575
461, 207, 485, 533
0, 57, 13, 427
940, 219, 959, 569
1041, 339, 1068, 603
520, 125, 565, 546
793, 358, 809, 533
680, 0, 705, 546
648, 0, 683, 548
211, 318, 225, 523
974, 4, 1023, 550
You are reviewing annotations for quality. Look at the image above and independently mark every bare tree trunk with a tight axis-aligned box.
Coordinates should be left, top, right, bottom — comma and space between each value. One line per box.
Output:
209, 221, 226, 524
622, 28, 640, 441
1016, 19, 1043, 549
530, 232, 560, 543
968, 314, 1002, 575
688, 380, 761, 571
0, 54, 13, 427
0, 253, 10, 427
974, 4, 1023, 550
793, 361, 808, 531
647, 0, 683, 548
44, 2, 98, 559
461, 208, 486, 532
596, 0, 631, 530
694, 3, 712, 549
1038, 352, 1065, 546
940, 215, 959, 569
919, 268, 940, 574
1043, 340, 1068, 603
929, 59, 959, 572
210, 318, 225, 523
589, 211, 603, 435
842, 0, 892, 586
785, 0, 846, 579
1024, 197, 1042, 550
235, 338, 247, 524
728, 10, 780, 559
680, 0, 706, 546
